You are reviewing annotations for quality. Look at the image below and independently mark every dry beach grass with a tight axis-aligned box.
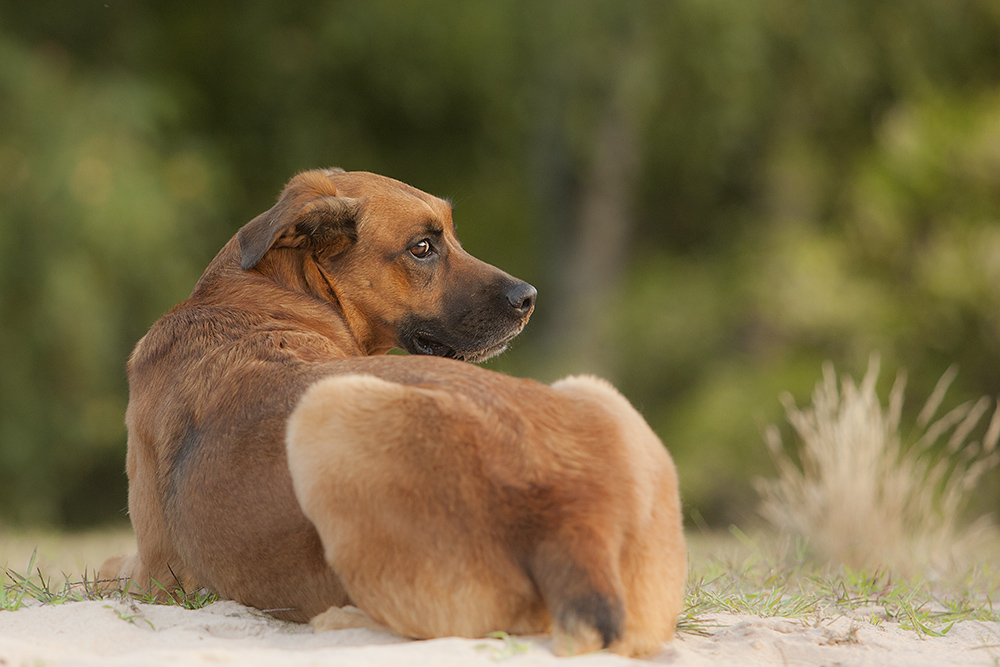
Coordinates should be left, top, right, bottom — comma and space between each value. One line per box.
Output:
757, 355, 1000, 573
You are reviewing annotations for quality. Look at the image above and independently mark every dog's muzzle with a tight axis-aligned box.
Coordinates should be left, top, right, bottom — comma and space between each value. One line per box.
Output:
400, 279, 536, 363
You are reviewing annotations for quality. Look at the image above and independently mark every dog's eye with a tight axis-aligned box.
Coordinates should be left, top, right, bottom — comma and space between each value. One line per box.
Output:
409, 240, 435, 259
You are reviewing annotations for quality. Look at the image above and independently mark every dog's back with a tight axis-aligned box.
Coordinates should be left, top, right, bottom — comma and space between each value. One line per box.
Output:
121, 271, 355, 617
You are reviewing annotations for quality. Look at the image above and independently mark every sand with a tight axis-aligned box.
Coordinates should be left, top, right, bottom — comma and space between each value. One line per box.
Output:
2, 531, 998, 665
1, 598, 998, 666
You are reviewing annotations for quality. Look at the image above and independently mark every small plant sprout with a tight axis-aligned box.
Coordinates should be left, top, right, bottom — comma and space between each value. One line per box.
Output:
476, 631, 530, 660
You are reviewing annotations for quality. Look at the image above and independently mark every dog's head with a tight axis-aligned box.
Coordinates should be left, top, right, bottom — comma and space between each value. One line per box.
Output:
236, 168, 535, 362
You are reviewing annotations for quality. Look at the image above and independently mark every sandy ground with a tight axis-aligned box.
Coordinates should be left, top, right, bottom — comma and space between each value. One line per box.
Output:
1, 597, 999, 666
2, 530, 998, 666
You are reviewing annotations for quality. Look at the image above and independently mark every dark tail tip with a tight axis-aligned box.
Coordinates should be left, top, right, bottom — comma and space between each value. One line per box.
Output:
560, 591, 624, 649
529, 529, 626, 654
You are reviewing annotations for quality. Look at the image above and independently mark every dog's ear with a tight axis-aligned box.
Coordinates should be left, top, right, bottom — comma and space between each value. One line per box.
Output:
237, 172, 361, 270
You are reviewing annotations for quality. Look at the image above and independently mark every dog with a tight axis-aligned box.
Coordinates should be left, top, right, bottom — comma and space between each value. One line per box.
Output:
100, 168, 686, 656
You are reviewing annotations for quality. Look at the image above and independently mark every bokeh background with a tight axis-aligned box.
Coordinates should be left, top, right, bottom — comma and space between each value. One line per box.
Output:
2, 0, 1000, 529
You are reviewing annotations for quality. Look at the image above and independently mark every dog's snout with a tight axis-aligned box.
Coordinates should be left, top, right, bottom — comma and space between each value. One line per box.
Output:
506, 282, 537, 316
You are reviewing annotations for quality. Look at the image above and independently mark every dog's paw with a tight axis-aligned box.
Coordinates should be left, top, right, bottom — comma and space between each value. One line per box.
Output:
95, 552, 132, 593
310, 605, 393, 635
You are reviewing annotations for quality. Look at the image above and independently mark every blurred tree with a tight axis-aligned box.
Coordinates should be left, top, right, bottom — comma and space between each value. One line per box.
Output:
1, 0, 999, 527
0, 32, 228, 524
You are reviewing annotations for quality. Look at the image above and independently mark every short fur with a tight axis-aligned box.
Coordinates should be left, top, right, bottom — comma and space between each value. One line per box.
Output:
100, 168, 685, 657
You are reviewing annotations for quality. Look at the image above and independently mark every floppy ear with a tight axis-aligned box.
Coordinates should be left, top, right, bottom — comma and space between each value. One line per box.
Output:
237, 172, 361, 270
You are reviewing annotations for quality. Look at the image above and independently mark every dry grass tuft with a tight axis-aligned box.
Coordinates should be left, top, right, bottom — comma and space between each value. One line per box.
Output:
756, 355, 1000, 573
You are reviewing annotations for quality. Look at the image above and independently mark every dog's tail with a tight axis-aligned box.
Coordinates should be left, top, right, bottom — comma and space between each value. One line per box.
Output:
528, 527, 626, 656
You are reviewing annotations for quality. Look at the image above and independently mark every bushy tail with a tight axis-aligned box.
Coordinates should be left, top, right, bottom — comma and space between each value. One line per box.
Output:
529, 530, 625, 656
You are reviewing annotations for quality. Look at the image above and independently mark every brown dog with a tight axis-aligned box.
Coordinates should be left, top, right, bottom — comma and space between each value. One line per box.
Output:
100, 168, 686, 656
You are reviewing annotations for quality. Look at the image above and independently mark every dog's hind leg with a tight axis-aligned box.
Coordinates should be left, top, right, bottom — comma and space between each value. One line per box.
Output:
99, 429, 194, 597
288, 374, 548, 640
550, 375, 687, 656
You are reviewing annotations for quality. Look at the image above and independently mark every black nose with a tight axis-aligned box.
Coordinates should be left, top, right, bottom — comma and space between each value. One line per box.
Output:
506, 282, 537, 316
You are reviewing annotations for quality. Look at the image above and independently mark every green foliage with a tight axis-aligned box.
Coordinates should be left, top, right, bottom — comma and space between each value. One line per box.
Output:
0, 549, 36, 611
1, 544, 217, 613
0, 34, 227, 525
1, 548, 107, 611
1, 1, 1000, 526
137, 576, 220, 611
684, 529, 1000, 639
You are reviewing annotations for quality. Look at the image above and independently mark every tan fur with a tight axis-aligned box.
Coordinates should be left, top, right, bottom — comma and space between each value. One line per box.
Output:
310, 606, 393, 634
99, 168, 685, 657
287, 372, 686, 656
